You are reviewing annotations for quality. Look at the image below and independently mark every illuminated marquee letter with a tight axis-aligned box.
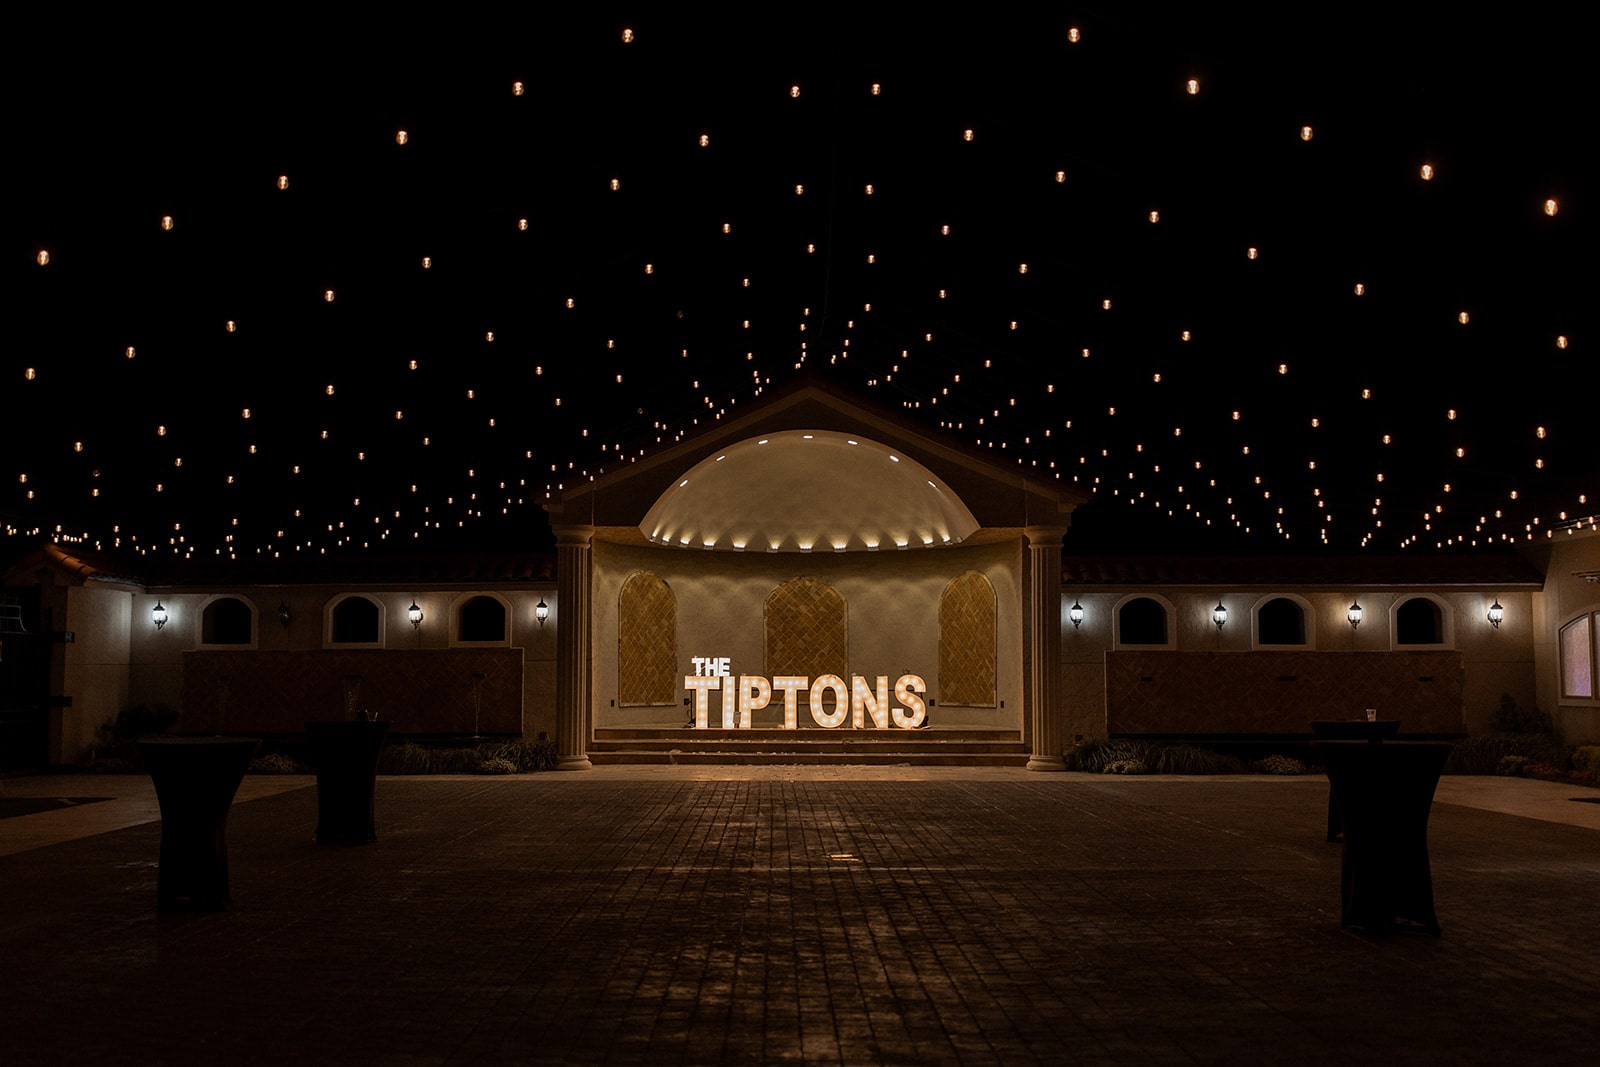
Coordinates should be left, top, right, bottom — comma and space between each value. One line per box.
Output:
684, 674, 721, 729
892, 674, 927, 729
772, 676, 807, 730
738, 675, 771, 729
809, 674, 848, 728
851, 675, 890, 730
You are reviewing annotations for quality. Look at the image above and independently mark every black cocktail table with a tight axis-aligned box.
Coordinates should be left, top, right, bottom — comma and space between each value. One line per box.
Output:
1313, 739, 1450, 935
306, 721, 390, 844
139, 737, 261, 912
1311, 720, 1400, 840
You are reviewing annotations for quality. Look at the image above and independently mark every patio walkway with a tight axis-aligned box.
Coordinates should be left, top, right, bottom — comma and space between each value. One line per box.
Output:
2, 768, 1596, 1064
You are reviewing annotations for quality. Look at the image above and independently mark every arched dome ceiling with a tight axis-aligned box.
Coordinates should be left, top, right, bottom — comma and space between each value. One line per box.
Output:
640, 431, 979, 552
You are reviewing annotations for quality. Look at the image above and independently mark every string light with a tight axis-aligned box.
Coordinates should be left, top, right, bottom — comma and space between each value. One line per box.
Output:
6, 22, 1579, 561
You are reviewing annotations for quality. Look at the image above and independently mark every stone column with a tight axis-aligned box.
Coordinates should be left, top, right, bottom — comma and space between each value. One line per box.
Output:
554, 525, 595, 771
1025, 526, 1068, 771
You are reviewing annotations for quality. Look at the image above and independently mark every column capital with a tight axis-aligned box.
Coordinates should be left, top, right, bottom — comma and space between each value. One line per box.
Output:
553, 524, 595, 548
1023, 525, 1068, 549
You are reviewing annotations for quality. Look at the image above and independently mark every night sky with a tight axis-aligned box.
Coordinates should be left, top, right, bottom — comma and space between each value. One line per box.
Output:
5, 10, 1591, 563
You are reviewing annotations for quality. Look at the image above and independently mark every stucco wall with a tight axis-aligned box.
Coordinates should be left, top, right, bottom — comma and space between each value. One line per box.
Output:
1060, 586, 1533, 738
127, 586, 557, 741
53, 586, 132, 761
590, 538, 1025, 730
1529, 532, 1600, 744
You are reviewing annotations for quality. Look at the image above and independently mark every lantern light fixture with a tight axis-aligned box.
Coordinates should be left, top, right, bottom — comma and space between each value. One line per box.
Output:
1212, 600, 1228, 630
408, 601, 424, 630
536, 596, 549, 626
152, 602, 169, 630
1347, 601, 1363, 630
1487, 599, 1504, 629
277, 602, 291, 628
1069, 600, 1084, 629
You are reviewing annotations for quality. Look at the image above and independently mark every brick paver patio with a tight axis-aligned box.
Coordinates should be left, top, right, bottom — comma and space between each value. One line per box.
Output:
2, 770, 1596, 1064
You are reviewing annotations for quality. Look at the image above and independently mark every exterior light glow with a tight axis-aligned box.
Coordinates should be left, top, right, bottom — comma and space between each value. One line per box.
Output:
152, 602, 168, 630
1348, 601, 1363, 630
1487, 600, 1504, 629
1212, 601, 1228, 630
1069, 600, 1084, 629
536, 596, 548, 626
408, 601, 424, 629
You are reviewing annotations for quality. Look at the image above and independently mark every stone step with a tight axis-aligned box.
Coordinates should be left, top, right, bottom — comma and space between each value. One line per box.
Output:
588, 749, 1030, 767
595, 727, 1020, 742
587, 726, 1030, 765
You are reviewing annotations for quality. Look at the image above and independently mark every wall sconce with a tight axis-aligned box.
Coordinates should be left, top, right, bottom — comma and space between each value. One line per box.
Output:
408, 601, 424, 630
1347, 601, 1363, 630
1487, 599, 1504, 629
1069, 599, 1084, 629
536, 596, 549, 626
1212, 601, 1228, 630
277, 602, 291, 628
152, 601, 168, 630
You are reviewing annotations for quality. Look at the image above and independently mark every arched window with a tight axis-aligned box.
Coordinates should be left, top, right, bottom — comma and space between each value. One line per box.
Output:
457, 595, 507, 643
201, 597, 253, 645
618, 572, 677, 706
1396, 597, 1445, 645
939, 571, 996, 706
1560, 611, 1598, 702
765, 578, 847, 680
1257, 597, 1307, 645
1117, 597, 1168, 646
330, 595, 381, 645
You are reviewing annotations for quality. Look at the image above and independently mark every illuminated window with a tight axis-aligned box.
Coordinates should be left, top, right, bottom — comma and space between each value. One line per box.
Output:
1117, 597, 1169, 646
456, 594, 508, 644
939, 572, 996, 707
1560, 613, 1597, 701
201, 596, 254, 646
618, 572, 677, 706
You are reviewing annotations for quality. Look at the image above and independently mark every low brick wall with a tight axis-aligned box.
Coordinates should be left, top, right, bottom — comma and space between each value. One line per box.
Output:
1105, 650, 1465, 736
179, 649, 525, 735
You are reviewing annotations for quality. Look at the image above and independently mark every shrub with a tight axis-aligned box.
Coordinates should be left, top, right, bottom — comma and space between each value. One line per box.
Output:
375, 737, 559, 775
475, 757, 518, 775
376, 742, 436, 775
1065, 738, 1246, 775
1572, 746, 1600, 776
1254, 755, 1307, 776
248, 753, 312, 775
1445, 734, 1570, 775
1495, 755, 1530, 776
1490, 693, 1552, 736
82, 703, 180, 769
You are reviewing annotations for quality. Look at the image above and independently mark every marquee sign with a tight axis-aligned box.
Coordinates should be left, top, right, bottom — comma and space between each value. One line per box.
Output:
686, 657, 926, 729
